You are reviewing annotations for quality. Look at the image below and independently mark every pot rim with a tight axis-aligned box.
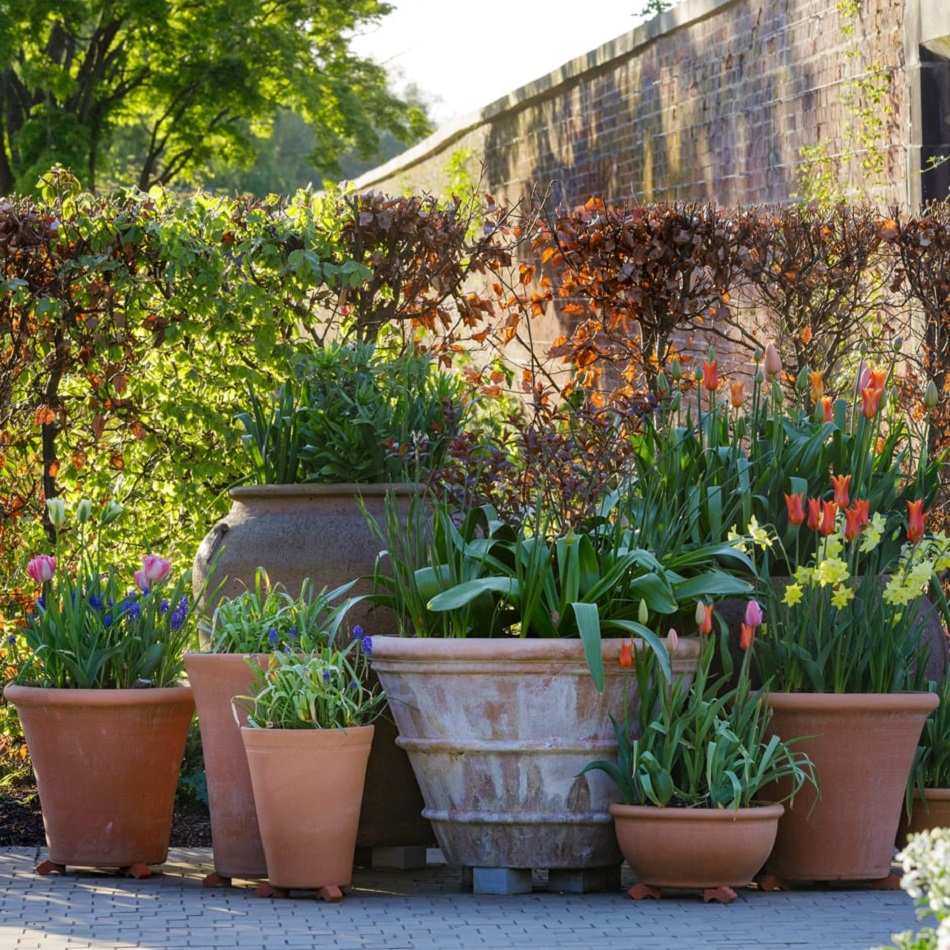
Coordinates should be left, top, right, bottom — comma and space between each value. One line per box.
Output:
608, 801, 785, 820
767, 691, 940, 713
3, 683, 193, 707
228, 482, 416, 500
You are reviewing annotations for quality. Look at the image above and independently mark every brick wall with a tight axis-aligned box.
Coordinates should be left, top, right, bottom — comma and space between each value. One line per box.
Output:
357, 0, 912, 211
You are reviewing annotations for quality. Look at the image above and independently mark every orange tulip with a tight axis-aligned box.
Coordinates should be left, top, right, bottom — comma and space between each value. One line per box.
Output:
696, 602, 714, 635
801, 326, 813, 344
740, 622, 755, 651
619, 639, 634, 668
820, 396, 834, 422
907, 500, 926, 544
844, 504, 867, 541
819, 500, 837, 536
831, 474, 851, 508
702, 359, 719, 392
869, 368, 888, 391
785, 492, 806, 526
861, 384, 884, 419
729, 380, 746, 408
806, 497, 821, 531
808, 370, 824, 403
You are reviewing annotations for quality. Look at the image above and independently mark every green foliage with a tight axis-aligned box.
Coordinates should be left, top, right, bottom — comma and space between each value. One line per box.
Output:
236, 638, 385, 729
198, 568, 354, 654
581, 634, 817, 810
235, 340, 470, 484
909, 675, 950, 800
0, 0, 430, 193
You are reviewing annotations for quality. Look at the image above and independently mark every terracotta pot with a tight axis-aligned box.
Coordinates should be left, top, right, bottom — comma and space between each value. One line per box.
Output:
4, 684, 194, 872
764, 691, 938, 882
191, 482, 432, 852
898, 788, 950, 848
369, 636, 703, 872
184, 653, 269, 881
242, 724, 374, 892
609, 801, 784, 890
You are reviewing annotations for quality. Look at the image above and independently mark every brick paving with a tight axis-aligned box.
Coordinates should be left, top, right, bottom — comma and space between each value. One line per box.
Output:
0, 847, 923, 950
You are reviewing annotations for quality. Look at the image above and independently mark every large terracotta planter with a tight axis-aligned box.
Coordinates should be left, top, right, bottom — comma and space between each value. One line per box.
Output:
242, 724, 374, 899
369, 636, 703, 875
609, 801, 784, 902
4, 683, 195, 876
763, 691, 938, 883
191, 482, 432, 853
184, 652, 269, 883
898, 788, 950, 848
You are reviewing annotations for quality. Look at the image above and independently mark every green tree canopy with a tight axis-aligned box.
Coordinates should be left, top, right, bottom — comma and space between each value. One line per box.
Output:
0, 0, 430, 194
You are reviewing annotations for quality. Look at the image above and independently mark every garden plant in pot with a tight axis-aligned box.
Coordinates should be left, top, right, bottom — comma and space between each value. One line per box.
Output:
582, 617, 817, 904
740, 357, 949, 887
193, 338, 470, 861
236, 634, 386, 901
366, 475, 756, 894
4, 497, 199, 877
901, 671, 950, 847
186, 568, 353, 886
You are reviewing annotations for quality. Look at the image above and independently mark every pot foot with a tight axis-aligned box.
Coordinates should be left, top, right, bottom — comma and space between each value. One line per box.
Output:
626, 882, 661, 900
703, 886, 738, 904
255, 882, 289, 898
35, 860, 66, 876
317, 885, 344, 902
121, 864, 154, 879
757, 874, 790, 891
872, 872, 902, 891
202, 872, 232, 888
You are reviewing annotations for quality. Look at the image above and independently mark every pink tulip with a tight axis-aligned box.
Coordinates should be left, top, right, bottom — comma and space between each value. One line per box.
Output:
26, 555, 56, 585
744, 600, 763, 629
134, 569, 148, 592
764, 342, 782, 381
141, 554, 172, 586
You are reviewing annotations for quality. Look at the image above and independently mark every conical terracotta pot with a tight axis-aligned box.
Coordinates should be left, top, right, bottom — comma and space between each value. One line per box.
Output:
609, 801, 784, 889
184, 653, 269, 881
369, 636, 703, 872
4, 684, 194, 872
191, 482, 432, 852
898, 788, 950, 848
242, 724, 374, 891
764, 691, 938, 882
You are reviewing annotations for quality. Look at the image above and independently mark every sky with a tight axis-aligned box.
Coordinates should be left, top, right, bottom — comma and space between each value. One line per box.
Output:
349, 2, 650, 128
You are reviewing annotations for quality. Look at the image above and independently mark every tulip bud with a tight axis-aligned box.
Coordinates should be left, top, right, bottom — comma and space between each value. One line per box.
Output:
638, 599, 649, 626
764, 342, 782, 381
894, 336, 903, 352
46, 498, 65, 529
925, 379, 939, 409
667, 628, 679, 654
671, 358, 682, 382
655, 371, 669, 395
76, 499, 93, 524
101, 501, 123, 525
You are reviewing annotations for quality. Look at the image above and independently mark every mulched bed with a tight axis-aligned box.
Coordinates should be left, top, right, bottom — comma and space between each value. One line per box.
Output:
0, 780, 213, 848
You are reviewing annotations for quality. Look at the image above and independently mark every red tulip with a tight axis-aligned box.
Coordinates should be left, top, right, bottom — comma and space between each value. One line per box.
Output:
844, 506, 865, 541
806, 497, 821, 531
820, 396, 834, 422
619, 640, 634, 668
907, 500, 926, 544
819, 500, 838, 536
785, 492, 806, 526
702, 359, 719, 392
831, 474, 851, 508
696, 602, 714, 636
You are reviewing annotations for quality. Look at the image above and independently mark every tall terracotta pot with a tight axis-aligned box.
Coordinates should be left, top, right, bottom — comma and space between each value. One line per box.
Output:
242, 724, 374, 897
609, 801, 784, 902
764, 691, 938, 883
4, 684, 194, 875
369, 636, 703, 874
191, 483, 431, 852
184, 652, 269, 883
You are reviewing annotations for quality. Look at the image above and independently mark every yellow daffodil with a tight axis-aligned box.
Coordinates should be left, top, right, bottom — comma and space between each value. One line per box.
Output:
815, 557, 849, 587
830, 585, 854, 609
747, 515, 773, 551
782, 583, 804, 606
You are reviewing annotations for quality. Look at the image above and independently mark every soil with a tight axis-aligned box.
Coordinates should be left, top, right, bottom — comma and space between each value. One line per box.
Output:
0, 779, 213, 848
